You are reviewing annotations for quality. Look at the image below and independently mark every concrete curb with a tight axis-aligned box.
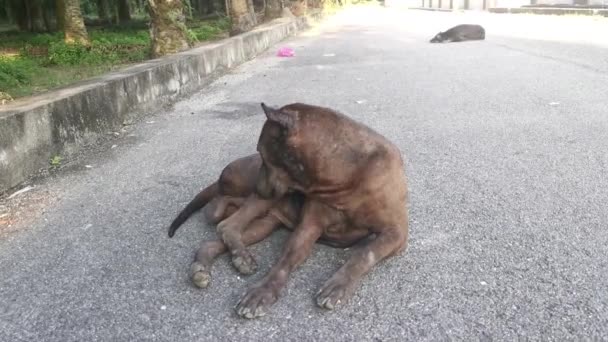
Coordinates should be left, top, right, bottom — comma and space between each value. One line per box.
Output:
0, 12, 324, 194
489, 7, 608, 16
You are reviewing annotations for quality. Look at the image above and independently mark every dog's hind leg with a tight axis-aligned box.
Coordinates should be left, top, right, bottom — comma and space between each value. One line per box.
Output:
203, 196, 246, 224
227, 214, 283, 275
190, 214, 282, 288
215, 193, 275, 267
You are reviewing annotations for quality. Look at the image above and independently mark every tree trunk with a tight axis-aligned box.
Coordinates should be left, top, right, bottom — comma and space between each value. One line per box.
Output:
228, 0, 256, 35
205, 0, 215, 14
28, 0, 47, 32
64, 0, 90, 44
288, 0, 306, 16
252, 0, 264, 12
42, 5, 53, 31
265, 0, 282, 19
192, 0, 201, 15
97, 0, 110, 22
117, 0, 131, 23
184, 0, 193, 18
56, 0, 65, 31
147, 0, 190, 58
8, 0, 28, 31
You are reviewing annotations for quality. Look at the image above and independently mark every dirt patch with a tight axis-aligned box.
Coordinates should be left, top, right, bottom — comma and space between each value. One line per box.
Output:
0, 185, 58, 237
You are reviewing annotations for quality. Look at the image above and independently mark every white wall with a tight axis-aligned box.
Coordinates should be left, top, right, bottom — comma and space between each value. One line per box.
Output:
440, 0, 452, 9
452, 0, 466, 9
494, 0, 530, 6
467, 0, 486, 9
534, 0, 573, 4
423, 0, 489, 9
416, 0, 607, 9
384, 0, 423, 7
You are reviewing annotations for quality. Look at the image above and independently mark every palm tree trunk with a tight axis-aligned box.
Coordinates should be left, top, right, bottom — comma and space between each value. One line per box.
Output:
147, 0, 190, 58
265, 0, 283, 19
64, 0, 90, 44
229, 0, 257, 35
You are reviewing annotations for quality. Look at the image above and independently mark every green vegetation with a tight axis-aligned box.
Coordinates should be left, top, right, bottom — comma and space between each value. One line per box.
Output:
0, 17, 230, 99
50, 155, 62, 166
0, 0, 350, 101
188, 16, 230, 42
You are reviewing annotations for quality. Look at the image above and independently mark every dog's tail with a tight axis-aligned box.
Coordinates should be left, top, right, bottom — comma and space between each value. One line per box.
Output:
168, 181, 219, 238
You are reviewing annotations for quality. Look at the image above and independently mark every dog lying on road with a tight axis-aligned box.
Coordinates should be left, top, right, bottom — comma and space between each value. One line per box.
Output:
224, 102, 410, 319
168, 154, 368, 288
430, 24, 485, 43
169, 103, 409, 319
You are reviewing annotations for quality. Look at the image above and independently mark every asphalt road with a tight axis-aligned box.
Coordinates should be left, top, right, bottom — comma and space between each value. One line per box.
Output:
2, 6, 608, 341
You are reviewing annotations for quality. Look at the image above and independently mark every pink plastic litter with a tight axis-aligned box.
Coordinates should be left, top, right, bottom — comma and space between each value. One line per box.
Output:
276, 47, 295, 57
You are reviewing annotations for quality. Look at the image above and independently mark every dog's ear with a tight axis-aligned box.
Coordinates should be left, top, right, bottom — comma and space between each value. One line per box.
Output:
261, 103, 295, 129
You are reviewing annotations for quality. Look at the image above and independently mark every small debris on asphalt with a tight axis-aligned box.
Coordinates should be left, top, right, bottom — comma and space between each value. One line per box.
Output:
111, 145, 118, 149
8, 186, 34, 199
549, 102, 560, 106
355, 100, 367, 104
146, 121, 156, 124
277, 47, 295, 57
85, 165, 93, 168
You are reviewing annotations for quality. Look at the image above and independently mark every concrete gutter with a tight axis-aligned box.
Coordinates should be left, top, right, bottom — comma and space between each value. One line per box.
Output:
0, 12, 324, 194
489, 7, 608, 16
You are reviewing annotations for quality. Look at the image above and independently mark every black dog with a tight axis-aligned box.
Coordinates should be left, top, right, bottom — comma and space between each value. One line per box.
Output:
430, 24, 485, 43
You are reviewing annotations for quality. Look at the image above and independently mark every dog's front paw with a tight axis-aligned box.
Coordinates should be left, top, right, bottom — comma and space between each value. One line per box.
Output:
231, 249, 258, 275
190, 262, 211, 289
315, 275, 353, 310
235, 285, 279, 319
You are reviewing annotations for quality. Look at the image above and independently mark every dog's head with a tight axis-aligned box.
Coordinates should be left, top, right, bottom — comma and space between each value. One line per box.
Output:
430, 32, 444, 43
255, 103, 310, 199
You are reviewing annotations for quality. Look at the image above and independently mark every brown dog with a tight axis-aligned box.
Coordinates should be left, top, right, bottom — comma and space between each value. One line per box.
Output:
232, 103, 409, 319
168, 154, 366, 288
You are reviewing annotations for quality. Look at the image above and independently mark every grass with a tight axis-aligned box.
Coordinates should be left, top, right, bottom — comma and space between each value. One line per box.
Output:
0, 17, 230, 100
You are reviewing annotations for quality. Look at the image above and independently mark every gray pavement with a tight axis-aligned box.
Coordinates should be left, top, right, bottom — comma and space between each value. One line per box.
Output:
2, 6, 608, 341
